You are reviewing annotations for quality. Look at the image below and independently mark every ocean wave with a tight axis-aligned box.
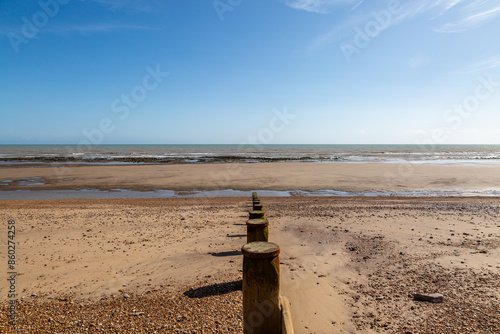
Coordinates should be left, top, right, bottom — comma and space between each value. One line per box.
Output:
1, 144, 500, 165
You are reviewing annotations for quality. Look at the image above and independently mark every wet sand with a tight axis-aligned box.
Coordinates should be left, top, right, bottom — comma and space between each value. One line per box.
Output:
1, 196, 499, 333
1, 162, 500, 193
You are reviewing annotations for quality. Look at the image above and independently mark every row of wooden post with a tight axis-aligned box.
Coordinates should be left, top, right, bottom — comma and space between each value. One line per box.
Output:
242, 192, 282, 334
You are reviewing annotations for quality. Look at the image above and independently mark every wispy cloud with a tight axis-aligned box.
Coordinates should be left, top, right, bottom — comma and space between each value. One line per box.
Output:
434, 0, 500, 33
305, 0, 500, 55
444, 0, 462, 10
305, 12, 370, 53
456, 56, 500, 74
283, 0, 357, 14
304, 1, 435, 54
341, 0, 500, 33
350, 0, 364, 11
389, 0, 446, 24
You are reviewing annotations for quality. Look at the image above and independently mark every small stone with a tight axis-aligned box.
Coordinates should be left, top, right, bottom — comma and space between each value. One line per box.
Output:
413, 293, 444, 303
123, 294, 130, 298
131, 312, 144, 316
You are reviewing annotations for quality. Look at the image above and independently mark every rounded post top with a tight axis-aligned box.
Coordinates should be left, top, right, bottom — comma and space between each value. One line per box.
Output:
242, 242, 280, 259
246, 218, 269, 227
249, 210, 265, 219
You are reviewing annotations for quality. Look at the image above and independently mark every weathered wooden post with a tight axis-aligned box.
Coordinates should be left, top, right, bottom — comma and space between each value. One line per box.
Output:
242, 242, 281, 334
252, 192, 260, 207
246, 218, 269, 243
249, 210, 265, 220
252, 201, 263, 211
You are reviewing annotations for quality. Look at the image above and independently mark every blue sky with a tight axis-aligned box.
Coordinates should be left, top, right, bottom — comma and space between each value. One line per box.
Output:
1, 0, 500, 145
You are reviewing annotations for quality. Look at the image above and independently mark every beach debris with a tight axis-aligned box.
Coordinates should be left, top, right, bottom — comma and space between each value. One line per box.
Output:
413, 293, 444, 303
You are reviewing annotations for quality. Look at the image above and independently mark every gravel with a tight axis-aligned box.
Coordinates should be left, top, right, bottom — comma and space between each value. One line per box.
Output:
1, 281, 243, 333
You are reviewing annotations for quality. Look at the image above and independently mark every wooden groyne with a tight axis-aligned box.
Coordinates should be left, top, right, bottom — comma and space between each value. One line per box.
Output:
242, 193, 294, 334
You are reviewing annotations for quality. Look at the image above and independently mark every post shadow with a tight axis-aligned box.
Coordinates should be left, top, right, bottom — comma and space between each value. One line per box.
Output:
183, 280, 242, 298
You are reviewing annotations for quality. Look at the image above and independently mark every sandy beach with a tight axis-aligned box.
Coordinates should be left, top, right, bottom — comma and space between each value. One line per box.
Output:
4, 0, 500, 329
1, 191, 499, 333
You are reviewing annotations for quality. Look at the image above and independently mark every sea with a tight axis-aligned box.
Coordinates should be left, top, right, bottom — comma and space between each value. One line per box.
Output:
1, 144, 500, 165
1, 144, 500, 199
